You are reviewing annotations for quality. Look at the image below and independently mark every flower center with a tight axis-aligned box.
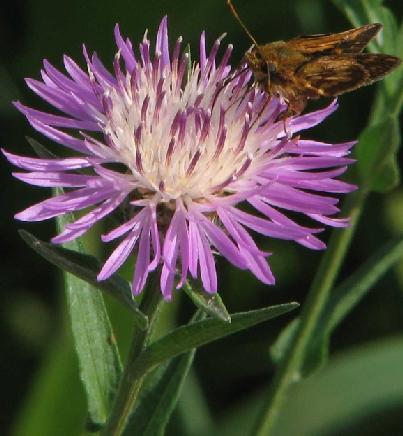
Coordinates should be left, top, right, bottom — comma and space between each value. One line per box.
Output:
99, 57, 274, 204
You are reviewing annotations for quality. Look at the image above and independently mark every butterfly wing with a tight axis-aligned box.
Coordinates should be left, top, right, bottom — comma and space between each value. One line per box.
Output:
287, 24, 382, 55
296, 53, 401, 97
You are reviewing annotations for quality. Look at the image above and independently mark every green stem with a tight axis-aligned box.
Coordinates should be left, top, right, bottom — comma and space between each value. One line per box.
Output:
101, 277, 163, 436
253, 188, 367, 436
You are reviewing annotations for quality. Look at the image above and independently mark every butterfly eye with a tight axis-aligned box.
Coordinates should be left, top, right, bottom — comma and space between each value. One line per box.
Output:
268, 63, 277, 74
261, 63, 276, 76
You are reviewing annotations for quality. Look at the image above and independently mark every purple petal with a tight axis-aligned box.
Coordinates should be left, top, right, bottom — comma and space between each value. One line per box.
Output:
15, 186, 115, 221
217, 207, 270, 256
161, 211, 181, 299
102, 208, 146, 242
240, 246, 274, 284
192, 209, 246, 269
249, 197, 321, 234
89, 51, 117, 87
286, 178, 356, 193
307, 213, 350, 227
199, 31, 207, 71
132, 214, 151, 295
228, 207, 312, 240
63, 55, 92, 87
114, 24, 137, 72
2, 149, 95, 171
289, 99, 338, 133
194, 221, 217, 293
42, 59, 99, 107
148, 205, 161, 271
52, 192, 127, 243
260, 184, 340, 215
25, 117, 90, 153
217, 208, 274, 284
12, 171, 95, 188
15, 101, 99, 131
156, 16, 170, 69
265, 156, 355, 171
176, 209, 190, 288
25, 78, 92, 120
290, 140, 356, 157
98, 225, 142, 280
188, 219, 199, 278
297, 234, 326, 250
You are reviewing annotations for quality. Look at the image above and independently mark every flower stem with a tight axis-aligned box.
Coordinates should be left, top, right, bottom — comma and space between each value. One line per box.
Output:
102, 277, 163, 436
253, 188, 367, 436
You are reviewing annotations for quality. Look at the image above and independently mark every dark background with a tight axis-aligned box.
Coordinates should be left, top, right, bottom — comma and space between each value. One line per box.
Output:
1, 1, 402, 435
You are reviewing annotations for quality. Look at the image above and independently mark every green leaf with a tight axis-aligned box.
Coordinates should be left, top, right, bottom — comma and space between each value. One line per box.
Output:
24, 139, 129, 425
27, 136, 56, 158
324, 237, 403, 332
270, 317, 329, 376
128, 303, 298, 384
332, 0, 381, 40
356, 115, 400, 193
184, 43, 192, 83
124, 311, 206, 436
270, 237, 403, 373
11, 332, 87, 436
56, 211, 123, 426
177, 369, 216, 436
273, 336, 403, 436
19, 230, 148, 330
183, 279, 231, 323
219, 337, 403, 435
270, 318, 299, 366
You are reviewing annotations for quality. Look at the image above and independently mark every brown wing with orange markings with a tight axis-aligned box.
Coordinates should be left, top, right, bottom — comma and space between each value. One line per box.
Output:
286, 24, 382, 55
296, 53, 401, 97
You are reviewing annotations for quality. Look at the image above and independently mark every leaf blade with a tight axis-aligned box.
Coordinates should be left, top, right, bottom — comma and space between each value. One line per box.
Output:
183, 279, 231, 323
19, 229, 148, 330
356, 115, 400, 193
273, 336, 403, 436
124, 311, 206, 436
131, 303, 299, 383
56, 210, 123, 425
270, 237, 403, 374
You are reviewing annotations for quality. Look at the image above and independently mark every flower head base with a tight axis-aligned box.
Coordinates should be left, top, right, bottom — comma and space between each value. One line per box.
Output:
4, 17, 356, 299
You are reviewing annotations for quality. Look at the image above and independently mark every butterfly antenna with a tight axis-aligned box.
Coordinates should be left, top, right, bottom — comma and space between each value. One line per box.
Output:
226, 0, 258, 46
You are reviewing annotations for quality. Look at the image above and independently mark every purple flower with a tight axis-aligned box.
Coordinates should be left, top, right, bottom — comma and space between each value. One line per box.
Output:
4, 17, 356, 300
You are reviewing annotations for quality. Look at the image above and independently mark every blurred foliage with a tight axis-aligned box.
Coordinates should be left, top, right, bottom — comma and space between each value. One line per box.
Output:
1, 0, 402, 435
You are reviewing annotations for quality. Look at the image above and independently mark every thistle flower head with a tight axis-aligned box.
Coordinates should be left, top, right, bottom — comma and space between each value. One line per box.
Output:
4, 17, 356, 299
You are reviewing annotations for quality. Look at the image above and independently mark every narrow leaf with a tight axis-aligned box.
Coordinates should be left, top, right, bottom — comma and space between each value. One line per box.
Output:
273, 336, 403, 436
24, 137, 127, 423
11, 332, 87, 436
184, 44, 192, 83
270, 317, 329, 376
27, 136, 56, 158
125, 311, 206, 436
19, 229, 148, 330
25, 137, 127, 424
356, 115, 400, 193
183, 279, 231, 323
270, 318, 299, 365
324, 237, 403, 331
56, 207, 123, 425
270, 237, 403, 372
129, 303, 298, 384
178, 369, 216, 436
